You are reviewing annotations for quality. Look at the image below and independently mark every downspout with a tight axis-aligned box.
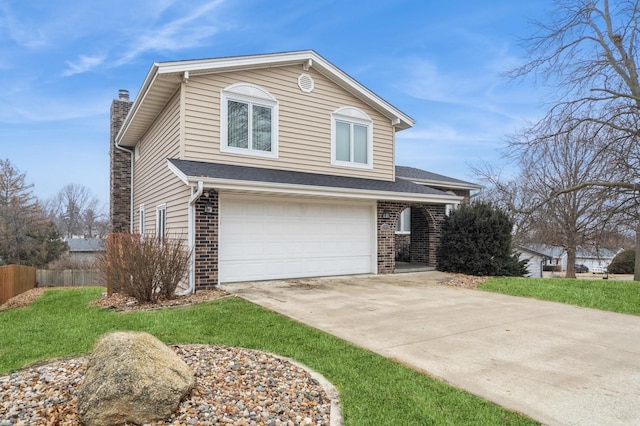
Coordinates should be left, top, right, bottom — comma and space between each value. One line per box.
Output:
114, 142, 134, 233
178, 180, 203, 295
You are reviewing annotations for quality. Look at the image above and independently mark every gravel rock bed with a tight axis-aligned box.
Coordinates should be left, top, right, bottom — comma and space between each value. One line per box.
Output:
0, 345, 333, 426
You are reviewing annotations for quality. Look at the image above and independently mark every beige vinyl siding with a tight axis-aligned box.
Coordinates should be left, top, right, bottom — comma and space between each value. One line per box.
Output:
133, 92, 190, 236
182, 65, 395, 181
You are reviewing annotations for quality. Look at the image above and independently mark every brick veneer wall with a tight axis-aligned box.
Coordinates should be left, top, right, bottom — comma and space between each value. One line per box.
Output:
378, 201, 446, 273
414, 205, 446, 266
377, 202, 407, 273
109, 92, 133, 233
194, 190, 219, 289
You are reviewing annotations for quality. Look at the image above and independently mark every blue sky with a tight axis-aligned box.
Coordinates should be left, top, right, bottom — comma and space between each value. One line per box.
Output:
0, 0, 552, 209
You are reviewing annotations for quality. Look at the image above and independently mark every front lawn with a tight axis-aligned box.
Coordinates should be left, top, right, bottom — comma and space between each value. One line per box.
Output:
0, 288, 538, 425
479, 277, 640, 316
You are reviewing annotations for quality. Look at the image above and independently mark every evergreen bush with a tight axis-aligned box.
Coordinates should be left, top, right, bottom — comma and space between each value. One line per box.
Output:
437, 202, 527, 276
608, 249, 635, 274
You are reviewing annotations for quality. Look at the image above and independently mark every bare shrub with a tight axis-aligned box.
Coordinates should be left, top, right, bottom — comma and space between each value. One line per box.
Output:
157, 237, 191, 299
96, 233, 190, 303
48, 255, 96, 270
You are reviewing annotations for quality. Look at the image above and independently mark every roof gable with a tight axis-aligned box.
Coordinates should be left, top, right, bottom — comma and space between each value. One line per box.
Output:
116, 50, 415, 147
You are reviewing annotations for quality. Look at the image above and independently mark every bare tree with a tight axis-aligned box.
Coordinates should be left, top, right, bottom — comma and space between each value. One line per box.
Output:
82, 207, 108, 238
476, 124, 624, 278
48, 184, 102, 238
509, 0, 640, 279
0, 159, 67, 266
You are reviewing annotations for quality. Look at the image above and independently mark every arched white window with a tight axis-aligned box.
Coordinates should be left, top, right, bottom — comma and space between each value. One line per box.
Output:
331, 107, 373, 169
395, 208, 411, 234
220, 83, 278, 158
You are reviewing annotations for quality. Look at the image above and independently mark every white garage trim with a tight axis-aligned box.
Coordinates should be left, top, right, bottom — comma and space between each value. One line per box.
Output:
219, 194, 376, 283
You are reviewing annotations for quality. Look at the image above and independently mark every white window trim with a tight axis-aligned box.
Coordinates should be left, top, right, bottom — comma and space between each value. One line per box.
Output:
139, 204, 145, 235
331, 107, 373, 169
395, 208, 411, 234
220, 83, 278, 159
445, 192, 457, 216
156, 204, 166, 239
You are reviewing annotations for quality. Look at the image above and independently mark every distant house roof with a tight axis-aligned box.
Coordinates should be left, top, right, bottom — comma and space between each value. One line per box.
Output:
395, 166, 482, 191
518, 244, 565, 259
575, 247, 622, 260
67, 238, 104, 253
168, 159, 462, 204
518, 244, 622, 260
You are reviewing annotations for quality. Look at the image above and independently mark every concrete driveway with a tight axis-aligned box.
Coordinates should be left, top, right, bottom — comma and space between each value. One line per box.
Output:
220, 272, 640, 426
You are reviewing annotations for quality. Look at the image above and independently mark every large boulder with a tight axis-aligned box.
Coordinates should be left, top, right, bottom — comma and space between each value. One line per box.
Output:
77, 331, 194, 426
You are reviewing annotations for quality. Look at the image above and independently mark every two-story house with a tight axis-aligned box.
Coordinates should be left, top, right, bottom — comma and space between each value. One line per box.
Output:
109, 50, 478, 292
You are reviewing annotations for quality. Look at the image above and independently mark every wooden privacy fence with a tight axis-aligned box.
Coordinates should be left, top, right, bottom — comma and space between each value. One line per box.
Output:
36, 269, 102, 287
0, 265, 36, 305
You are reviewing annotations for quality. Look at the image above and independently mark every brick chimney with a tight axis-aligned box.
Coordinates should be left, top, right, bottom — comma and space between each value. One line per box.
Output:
109, 89, 133, 233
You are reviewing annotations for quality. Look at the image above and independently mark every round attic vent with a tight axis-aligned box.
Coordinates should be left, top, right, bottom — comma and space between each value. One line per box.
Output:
298, 73, 314, 93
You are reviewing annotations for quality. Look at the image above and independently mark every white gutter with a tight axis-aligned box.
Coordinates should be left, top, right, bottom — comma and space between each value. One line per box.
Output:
166, 160, 462, 204
114, 142, 134, 233
178, 180, 203, 295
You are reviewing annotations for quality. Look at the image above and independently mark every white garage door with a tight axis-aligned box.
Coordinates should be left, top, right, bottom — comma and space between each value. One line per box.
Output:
219, 195, 375, 283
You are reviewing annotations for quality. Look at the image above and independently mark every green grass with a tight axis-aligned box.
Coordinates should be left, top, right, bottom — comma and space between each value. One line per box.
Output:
0, 288, 538, 425
479, 277, 640, 316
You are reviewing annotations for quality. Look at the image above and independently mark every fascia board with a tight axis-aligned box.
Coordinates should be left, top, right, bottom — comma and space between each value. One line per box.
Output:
167, 160, 190, 185
115, 63, 160, 145
178, 175, 462, 204
403, 177, 483, 191
156, 50, 316, 74
156, 51, 415, 129
308, 54, 415, 129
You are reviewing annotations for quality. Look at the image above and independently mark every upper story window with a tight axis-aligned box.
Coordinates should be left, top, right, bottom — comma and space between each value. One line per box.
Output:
220, 83, 278, 159
331, 107, 373, 169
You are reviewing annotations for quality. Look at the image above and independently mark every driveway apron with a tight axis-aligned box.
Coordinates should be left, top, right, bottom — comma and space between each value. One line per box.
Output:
220, 272, 640, 426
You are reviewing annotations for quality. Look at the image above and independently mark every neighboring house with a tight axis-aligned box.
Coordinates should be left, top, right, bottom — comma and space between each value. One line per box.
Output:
564, 247, 623, 272
109, 50, 478, 291
67, 238, 105, 264
517, 245, 558, 277
518, 244, 622, 276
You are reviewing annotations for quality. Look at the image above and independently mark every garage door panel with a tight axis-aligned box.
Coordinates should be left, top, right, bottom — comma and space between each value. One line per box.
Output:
220, 197, 375, 283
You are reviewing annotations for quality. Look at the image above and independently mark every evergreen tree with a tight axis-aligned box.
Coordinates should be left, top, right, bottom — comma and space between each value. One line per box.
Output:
437, 202, 527, 276
22, 221, 69, 268
0, 159, 67, 266
608, 250, 635, 275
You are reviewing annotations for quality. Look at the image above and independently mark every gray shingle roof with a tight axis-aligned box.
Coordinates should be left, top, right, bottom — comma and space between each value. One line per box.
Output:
169, 159, 452, 197
396, 165, 479, 187
67, 238, 104, 252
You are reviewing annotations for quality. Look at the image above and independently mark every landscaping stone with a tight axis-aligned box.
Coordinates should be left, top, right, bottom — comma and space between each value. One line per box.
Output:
77, 331, 194, 426
0, 345, 334, 425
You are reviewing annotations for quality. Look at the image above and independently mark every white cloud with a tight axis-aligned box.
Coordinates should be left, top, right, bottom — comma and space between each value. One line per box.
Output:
0, 89, 109, 124
115, 0, 226, 66
0, 3, 48, 49
62, 55, 106, 77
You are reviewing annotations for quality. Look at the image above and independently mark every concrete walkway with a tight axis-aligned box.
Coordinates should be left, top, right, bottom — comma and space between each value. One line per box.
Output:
220, 272, 640, 426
